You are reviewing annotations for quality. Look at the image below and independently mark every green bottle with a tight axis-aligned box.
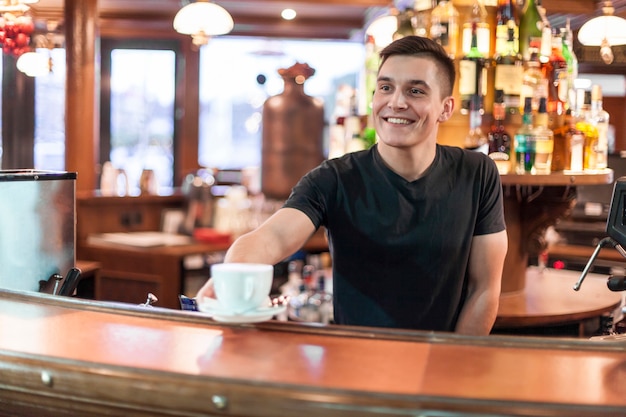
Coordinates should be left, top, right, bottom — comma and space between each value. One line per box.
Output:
519, 0, 543, 62
459, 21, 487, 115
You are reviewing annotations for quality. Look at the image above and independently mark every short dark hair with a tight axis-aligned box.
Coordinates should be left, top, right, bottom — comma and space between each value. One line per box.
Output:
379, 36, 456, 99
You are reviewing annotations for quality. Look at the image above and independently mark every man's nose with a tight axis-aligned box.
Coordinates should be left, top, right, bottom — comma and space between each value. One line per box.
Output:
388, 91, 408, 109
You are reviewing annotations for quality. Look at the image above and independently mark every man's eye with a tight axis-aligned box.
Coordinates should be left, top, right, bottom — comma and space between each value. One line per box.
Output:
379, 85, 391, 91
410, 88, 423, 95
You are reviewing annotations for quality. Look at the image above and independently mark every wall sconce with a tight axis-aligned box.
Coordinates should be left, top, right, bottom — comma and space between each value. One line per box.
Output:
173, 0, 234, 47
578, 0, 626, 64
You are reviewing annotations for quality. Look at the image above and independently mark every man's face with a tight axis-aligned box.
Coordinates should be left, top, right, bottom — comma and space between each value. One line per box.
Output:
372, 55, 453, 149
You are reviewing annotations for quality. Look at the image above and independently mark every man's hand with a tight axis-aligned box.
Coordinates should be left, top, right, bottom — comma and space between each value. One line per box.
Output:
195, 278, 216, 302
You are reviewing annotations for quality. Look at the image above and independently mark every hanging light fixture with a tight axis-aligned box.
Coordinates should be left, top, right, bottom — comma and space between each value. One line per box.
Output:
16, 50, 49, 76
16, 29, 58, 77
173, 0, 234, 47
365, 8, 399, 49
578, 0, 626, 65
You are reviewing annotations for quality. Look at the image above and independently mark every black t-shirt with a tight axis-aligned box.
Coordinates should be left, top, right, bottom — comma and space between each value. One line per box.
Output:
284, 144, 506, 331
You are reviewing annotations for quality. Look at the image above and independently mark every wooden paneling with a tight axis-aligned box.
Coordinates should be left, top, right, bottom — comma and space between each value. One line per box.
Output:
75, 193, 185, 244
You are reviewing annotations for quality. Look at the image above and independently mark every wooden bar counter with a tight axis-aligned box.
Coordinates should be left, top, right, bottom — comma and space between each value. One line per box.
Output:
1, 289, 626, 417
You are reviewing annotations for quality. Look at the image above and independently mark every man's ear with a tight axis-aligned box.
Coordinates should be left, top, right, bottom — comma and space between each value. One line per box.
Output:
438, 96, 455, 122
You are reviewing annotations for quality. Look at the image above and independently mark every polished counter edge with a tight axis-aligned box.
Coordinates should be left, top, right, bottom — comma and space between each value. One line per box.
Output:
1, 288, 624, 352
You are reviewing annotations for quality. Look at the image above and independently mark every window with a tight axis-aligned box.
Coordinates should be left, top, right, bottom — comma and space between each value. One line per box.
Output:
35, 48, 66, 171
101, 40, 179, 195
198, 37, 365, 170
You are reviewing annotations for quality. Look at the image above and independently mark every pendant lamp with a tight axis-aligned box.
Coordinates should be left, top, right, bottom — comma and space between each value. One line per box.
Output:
578, 1, 626, 64
173, 0, 234, 47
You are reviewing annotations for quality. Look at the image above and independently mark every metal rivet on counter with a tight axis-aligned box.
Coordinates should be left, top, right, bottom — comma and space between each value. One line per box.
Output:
211, 394, 228, 410
41, 371, 53, 387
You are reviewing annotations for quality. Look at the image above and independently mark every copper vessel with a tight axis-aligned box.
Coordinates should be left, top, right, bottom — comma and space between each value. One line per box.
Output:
261, 62, 324, 200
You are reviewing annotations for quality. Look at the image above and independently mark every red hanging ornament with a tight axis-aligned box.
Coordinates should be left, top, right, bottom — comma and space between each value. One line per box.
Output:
0, 12, 33, 57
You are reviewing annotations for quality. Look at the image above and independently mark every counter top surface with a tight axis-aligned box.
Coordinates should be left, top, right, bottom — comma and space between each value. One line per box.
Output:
1, 290, 626, 414
496, 267, 623, 328
500, 169, 614, 186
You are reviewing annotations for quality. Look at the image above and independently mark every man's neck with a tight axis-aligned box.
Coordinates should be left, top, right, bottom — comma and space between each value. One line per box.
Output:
376, 142, 437, 182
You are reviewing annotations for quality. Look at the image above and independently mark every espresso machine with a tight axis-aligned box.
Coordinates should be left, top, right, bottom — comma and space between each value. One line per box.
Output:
574, 177, 626, 292
0, 170, 80, 295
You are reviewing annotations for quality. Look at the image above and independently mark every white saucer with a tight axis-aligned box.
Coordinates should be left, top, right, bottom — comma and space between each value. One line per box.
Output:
198, 299, 286, 323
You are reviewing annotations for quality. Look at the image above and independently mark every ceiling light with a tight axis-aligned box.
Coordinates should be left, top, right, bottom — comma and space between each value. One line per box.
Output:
16, 31, 57, 76
16, 50, 50, 76
578, 1, 626, 64
281, 9, 296, 21
173, 0, 234, 47
366, 14, 397, 48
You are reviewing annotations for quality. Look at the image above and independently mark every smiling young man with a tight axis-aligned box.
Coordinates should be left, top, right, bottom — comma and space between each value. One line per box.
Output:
197, 36, 508, 336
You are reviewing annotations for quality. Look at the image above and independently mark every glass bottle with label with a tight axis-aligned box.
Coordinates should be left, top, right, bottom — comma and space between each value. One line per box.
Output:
519, 39, 546, 114
589, 84, 610, 170
459, 21, 487, 114
515, 96, 535, 174
563, 110, 584, 174
542, 30, 567, 118
488, 89, 512, 174
573, 89, 598, 172
462, 0, 490, 56
493, 2, 522, 115
533, 97, 554, 174
393, 9, 416, 40
430, 0, 459, 59
519, 0, 543, 62
536, 0, 552, 61
560, 18, 578, 110
464, 95, 488, 154
413, 0, 433, 38
495, 0, 518, 54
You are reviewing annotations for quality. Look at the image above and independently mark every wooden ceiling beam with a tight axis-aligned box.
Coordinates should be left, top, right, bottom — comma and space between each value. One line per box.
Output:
541, 0, 596, 14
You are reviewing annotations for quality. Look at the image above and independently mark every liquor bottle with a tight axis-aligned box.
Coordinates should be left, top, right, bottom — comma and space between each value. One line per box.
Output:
495, 0, 518, 55
493, 9, 523, 115
560, 18, 578, 110
533, 97, 554, 174
488, 90, 512, 174
519, 0, 543, 62
519, 40, 547, 113
413, 0, 433, 37
459, 21, 487, 114
393, 9, 416, 40
573, 89, 598, 172
562, 110, 584, 174
537, 0, 552, 61
589, 84, 610, 170
430, 0, 459, 59
542, 30, 567, 118
464, 95, 488, 154
462, 0, 490, 56
515, 96, 535, 174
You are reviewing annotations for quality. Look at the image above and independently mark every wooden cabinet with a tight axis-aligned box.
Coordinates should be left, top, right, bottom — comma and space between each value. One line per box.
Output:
76, 193, 230, 308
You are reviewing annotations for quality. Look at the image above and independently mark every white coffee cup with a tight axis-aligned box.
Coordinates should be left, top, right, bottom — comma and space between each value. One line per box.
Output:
211, 263, 273, 314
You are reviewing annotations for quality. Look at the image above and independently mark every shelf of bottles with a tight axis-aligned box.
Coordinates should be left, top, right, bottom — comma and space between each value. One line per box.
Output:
342, 0, 612, 179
